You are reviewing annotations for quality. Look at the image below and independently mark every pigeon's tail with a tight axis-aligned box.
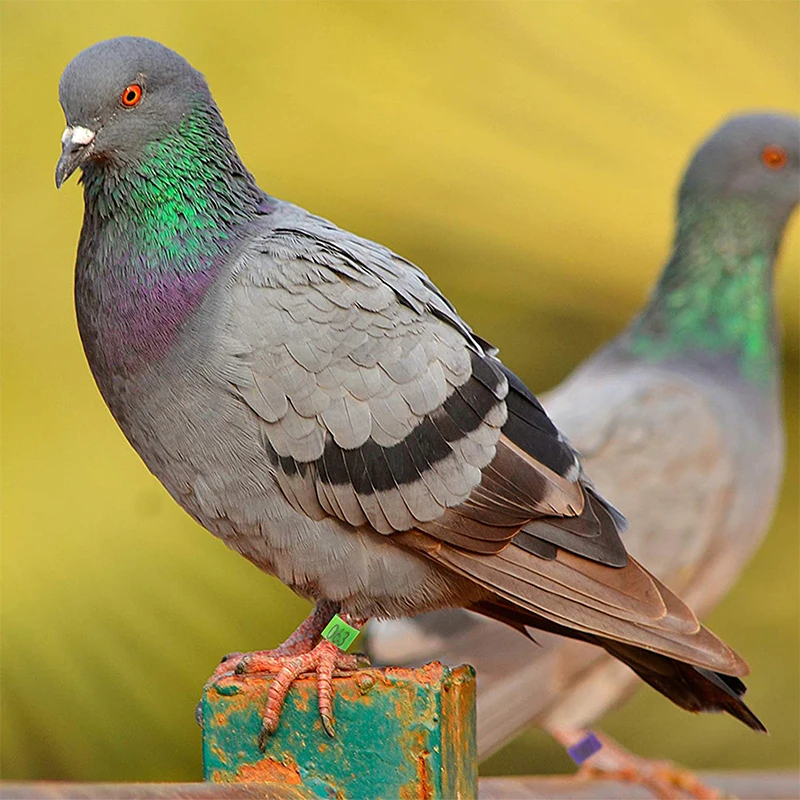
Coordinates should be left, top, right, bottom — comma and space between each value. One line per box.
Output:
365, 608, 766, 758
469, 598, 766, 733
600, 641, 767, 732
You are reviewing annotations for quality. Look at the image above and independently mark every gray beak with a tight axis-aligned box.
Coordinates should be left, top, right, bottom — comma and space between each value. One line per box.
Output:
55, 125, 95, 188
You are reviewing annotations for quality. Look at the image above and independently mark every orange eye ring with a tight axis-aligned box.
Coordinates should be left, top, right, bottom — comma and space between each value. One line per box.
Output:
761, 144, 787, 170
121, 83, 143, 107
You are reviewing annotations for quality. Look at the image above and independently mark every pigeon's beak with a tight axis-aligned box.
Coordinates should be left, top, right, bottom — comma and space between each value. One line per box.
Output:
55, 125, 95, 188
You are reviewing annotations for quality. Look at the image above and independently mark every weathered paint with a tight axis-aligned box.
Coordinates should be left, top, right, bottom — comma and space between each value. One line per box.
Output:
200, 662, 477, 799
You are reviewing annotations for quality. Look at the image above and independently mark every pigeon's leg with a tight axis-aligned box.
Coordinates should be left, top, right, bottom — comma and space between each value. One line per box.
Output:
550, 728, 722, 800
208, 599, 341, 683
223, 610, 368, 744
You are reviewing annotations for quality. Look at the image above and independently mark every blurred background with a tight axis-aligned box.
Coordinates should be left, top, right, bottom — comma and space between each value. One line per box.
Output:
1, 0, 797, 783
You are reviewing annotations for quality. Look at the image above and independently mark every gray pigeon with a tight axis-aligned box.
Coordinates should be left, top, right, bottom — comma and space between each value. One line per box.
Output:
56, 38, 777, 743
368, 113, 799, 773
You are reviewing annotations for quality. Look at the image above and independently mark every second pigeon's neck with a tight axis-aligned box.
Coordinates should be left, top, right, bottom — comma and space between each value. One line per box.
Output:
76, 102, 270, 377
625, 197, 783, 387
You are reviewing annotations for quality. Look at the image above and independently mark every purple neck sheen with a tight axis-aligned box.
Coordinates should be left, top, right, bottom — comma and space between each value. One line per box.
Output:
85, 263, 220, 377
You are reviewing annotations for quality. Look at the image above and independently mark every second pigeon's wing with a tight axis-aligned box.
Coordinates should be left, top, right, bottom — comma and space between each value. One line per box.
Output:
545, 364, 736, 595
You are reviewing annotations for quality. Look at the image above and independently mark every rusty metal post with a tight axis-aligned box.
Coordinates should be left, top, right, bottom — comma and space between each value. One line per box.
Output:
200, 662, 477, 799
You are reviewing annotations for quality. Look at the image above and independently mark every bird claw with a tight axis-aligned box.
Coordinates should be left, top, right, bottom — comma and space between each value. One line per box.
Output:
246, 639, 365, 748
220, 651, 242, 664
320, 709, 335, 738
234, 655, 254, 676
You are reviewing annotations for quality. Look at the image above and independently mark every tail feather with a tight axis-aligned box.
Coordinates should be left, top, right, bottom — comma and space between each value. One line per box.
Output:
602, 641, 766, 732
470, 599, 766, 732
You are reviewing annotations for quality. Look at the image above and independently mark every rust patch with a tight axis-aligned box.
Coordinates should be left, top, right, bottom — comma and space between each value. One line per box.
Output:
291, 684, 311, 713
399, 750, 433, 800
234, 756, 303, 785
417, 751, 433, 800
355, 673, 376, 694
209, 743, 228, 764
383, 661, 444, 687
393, 692, 405, 721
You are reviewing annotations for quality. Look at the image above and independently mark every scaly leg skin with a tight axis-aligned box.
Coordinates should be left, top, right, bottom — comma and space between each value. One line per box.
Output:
196, 600, 348, 729
225, 609, 369, 746
550, 728, 724, 800
206, 599, 341, 685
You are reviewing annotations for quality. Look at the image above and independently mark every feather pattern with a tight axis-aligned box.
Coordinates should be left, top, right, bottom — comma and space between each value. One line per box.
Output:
226, 208, 646, 580
226, 212, 604, 552
227, 214, 540, 534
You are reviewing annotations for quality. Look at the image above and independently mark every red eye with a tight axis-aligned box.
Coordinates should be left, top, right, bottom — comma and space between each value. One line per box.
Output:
121, 83, 143, 107
761, 145, 787, 170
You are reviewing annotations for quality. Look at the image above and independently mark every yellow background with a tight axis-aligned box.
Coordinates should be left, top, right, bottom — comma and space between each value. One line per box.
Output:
1, 0, 798, 781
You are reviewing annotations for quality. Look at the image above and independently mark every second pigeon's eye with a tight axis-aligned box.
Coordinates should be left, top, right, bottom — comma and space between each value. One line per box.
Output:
761, 145, 787, 170
121, 84, 143, 107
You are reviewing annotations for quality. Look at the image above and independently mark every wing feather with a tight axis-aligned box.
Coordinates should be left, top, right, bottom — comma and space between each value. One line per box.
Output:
225, 216, 750, 685
411, 535, 746, 675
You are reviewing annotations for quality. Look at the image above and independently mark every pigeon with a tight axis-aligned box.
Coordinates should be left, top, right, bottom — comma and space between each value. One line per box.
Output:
56, 37, 774, 744
368, 112, 799, 782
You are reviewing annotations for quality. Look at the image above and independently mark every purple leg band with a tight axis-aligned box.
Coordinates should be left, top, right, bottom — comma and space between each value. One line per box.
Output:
567, 731, 603, 765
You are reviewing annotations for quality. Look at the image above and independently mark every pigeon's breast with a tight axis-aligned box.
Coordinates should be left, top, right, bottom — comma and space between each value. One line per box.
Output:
75, 263, 220, 389
74, 259, 470, 617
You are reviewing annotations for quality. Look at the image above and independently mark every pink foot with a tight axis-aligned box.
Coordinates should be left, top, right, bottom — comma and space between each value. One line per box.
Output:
203, 642, 310, 689
552, 729, 722, 800
232, 639, 367, 746
580, 759, 722, 800
202, 602, 368, 745
206, 599, 339, 686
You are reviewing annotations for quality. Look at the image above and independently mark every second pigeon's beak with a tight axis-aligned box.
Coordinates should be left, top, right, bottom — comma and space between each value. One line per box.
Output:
55, 125, 95, 188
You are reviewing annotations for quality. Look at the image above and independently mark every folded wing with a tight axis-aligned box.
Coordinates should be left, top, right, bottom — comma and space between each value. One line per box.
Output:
223, 219, 759, 729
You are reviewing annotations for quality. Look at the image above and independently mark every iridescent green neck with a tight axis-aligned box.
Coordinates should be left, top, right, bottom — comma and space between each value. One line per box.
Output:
79, 102, 267, 280
75, 102, 270, 377
626, 197, 781, 386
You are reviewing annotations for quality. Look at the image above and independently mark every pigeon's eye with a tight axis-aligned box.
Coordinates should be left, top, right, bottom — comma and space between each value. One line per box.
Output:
761, 145, 787, 170
121, 84, 143, 107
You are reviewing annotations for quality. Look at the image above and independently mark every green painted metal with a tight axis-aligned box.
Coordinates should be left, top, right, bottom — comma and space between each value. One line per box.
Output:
201, 662, 477, 799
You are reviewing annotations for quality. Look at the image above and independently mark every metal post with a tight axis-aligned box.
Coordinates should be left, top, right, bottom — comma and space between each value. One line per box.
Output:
200, 662, 478, 799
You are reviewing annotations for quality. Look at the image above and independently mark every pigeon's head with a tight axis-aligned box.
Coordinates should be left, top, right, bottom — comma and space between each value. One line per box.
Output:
679, 113, 800, 221
56, 37, 211, 187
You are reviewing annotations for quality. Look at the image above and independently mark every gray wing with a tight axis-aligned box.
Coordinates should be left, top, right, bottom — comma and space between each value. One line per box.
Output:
223, 208, 582, 538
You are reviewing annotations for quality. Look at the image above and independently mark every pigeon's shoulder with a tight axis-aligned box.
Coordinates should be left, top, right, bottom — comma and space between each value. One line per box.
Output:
235, 200, 483, 351
216, 201, 583, 538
